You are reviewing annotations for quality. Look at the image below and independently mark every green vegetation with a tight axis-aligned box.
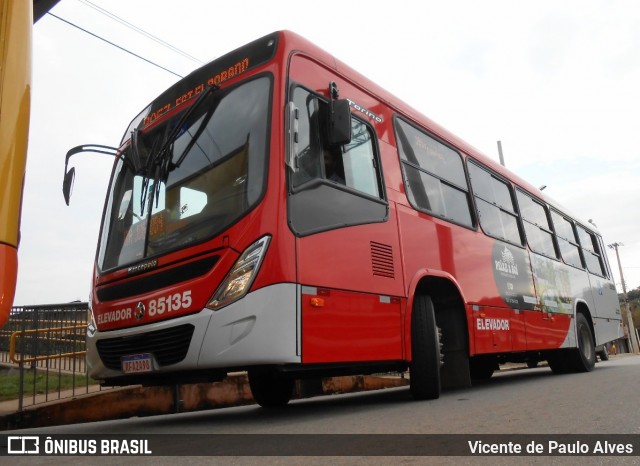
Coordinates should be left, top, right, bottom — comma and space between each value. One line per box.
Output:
0, 367, 89, 401
618, 286, 640, 329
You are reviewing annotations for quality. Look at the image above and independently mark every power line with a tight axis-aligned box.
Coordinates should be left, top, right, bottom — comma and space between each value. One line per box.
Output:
76, 0, 204, 65
47, 12, 183, 78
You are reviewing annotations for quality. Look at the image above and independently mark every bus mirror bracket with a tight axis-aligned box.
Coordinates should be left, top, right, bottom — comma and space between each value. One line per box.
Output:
286, 102, 300, 172
328, 82, 351, 146
62, 144, 119, 205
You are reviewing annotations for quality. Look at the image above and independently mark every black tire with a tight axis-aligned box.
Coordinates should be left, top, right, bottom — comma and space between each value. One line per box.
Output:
597, 348, 609, 361
469, 357, 496, 380
526, 360, 539, 368
548, 313, 595, 374
547, 353, 571, 374
573, 313, 596, 372
248, 370, 294, 408
410, 295, 441, 400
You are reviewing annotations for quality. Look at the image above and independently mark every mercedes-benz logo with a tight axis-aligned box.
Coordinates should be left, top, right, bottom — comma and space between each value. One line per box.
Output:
135, 302, 146, 320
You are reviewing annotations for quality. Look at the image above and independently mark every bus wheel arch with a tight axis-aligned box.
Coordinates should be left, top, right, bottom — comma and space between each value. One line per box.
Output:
410, 275, 472, 393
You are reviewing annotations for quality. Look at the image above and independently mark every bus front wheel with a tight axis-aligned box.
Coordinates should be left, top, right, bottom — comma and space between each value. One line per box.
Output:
410, 295, 441, 400
469, 356, 497, 380
248, 369, 294, 408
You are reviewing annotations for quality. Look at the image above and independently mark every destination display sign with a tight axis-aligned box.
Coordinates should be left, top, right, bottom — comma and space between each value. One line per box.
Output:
121, 32, 279, 142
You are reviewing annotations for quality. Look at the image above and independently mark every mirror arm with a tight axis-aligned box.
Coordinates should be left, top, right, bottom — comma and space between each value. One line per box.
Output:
63, 144, 119, 175
285, 102, 300, 172
328, 81, 340, 130
63, 144, 119, 205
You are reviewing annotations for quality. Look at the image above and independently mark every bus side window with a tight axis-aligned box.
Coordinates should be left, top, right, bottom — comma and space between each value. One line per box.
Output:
577, 226, 606, 276
596, 235, 613, 279
290, 86, 383, 199
516, 191, 557, 258
550, 211, 583, 268
468, 161, 521, 245
341, 118, 383, 198
290, 87, 323, 188
287, 86, 388, 236
395, 118, 473, 227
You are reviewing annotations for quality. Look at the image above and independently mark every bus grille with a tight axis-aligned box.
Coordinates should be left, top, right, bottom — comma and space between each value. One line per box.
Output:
97, 255, 219, 302
96, 324, 195, 371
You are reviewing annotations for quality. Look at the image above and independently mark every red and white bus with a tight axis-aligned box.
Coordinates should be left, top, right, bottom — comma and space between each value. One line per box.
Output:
64, 31, 621, 406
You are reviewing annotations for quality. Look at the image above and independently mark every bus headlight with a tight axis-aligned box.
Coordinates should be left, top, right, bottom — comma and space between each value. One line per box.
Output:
206, 235, 271, 310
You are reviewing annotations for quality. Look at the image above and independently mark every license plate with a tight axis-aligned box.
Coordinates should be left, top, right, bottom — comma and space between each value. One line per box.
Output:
121, 353, 153, 374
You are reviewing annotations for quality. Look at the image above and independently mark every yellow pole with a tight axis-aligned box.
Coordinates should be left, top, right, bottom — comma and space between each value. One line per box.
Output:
0, 0, 33, 327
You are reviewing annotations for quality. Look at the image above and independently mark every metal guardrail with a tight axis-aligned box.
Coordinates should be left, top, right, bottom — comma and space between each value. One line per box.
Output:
0, 302, 108, 412
9, 325, 87, 364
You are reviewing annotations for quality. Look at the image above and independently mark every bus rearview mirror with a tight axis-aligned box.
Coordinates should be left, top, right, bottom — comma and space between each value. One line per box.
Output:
328, 99, 351, 146
63, 167, 75, 206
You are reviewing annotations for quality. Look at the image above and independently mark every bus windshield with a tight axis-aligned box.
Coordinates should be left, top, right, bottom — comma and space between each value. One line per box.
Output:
97, 76, 272, 272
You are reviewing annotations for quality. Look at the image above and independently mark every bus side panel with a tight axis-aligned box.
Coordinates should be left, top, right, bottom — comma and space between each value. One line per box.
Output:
301, 287, 403, 363
522, 310, 572, 350
593, 316, 623, 348
471, 306, 513, 354
528, 253, 590, 350
587, 274, 623, 347
396, 204, 511, 309
296, 213, 404, 363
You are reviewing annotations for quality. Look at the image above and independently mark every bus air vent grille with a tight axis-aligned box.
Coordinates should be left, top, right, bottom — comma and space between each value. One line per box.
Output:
370, 241, 395, 278
96, 324, 194, 370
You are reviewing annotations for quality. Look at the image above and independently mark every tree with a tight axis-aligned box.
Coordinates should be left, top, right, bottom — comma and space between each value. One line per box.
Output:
617, 286, 640, 332
627, 286, 640, 302
619, 286, 640, 331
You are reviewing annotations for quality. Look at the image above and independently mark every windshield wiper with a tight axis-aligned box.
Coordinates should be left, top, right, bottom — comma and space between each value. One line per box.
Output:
139, 83, 219, 212
129, 128, 143, 173
172, 102, 217, 169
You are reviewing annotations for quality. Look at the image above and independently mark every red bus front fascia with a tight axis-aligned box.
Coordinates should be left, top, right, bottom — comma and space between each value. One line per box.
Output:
91, 159, 293, 332
91, 190, 294, 332
91, 246, 236, 331
90, 55, 294, 331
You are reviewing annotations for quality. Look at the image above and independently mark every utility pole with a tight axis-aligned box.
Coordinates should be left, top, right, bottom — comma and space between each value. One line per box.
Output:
608, 242, 639, 353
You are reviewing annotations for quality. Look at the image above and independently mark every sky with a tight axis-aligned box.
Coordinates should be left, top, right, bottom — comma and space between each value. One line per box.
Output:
14, 0, 640, 305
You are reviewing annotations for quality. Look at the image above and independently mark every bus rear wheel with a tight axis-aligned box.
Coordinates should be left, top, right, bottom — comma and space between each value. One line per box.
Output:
548, 313, 595, 374
410, 295, 441, 400
572, 313, 596, 372
248, 369, 294, 408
